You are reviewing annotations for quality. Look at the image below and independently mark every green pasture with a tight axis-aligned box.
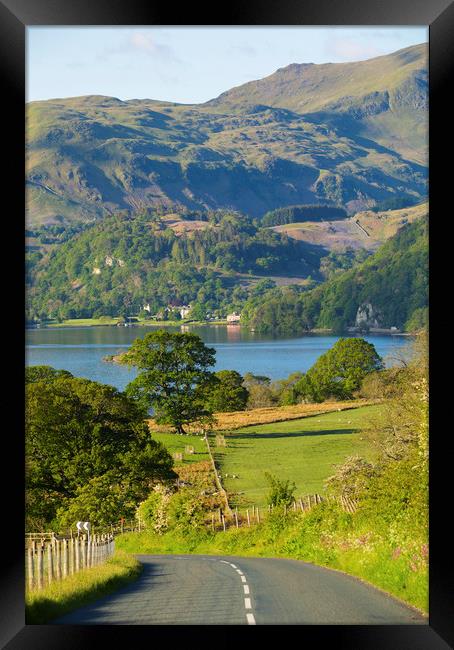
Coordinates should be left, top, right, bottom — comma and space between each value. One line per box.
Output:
152, 431, 210, 465
214, 404, 382, 508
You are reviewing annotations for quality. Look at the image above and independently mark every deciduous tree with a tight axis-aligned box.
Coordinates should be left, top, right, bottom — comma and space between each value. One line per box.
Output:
120, 330, 216, 434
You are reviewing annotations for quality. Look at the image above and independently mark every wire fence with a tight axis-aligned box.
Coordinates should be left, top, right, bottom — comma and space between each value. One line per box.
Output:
208, 493, 359, 532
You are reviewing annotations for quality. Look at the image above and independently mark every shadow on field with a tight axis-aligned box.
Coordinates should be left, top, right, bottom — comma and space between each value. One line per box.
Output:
229, 428, 358, 440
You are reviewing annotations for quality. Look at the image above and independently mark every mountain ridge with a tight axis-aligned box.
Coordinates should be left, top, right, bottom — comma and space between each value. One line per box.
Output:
26, 43, 428, 226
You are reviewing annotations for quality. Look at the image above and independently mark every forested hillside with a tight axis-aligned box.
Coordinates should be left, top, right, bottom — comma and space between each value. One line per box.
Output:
242, 217, 428, 334
25, 210, 321, 321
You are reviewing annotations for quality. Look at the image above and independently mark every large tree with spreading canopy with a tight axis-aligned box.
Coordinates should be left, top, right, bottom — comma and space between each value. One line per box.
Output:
120, 330, 217, 433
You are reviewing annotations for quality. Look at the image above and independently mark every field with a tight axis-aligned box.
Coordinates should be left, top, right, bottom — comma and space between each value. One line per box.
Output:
151, 431, 210, 465
147, 399, 375, 433
45, 318, 228, 328
272, 202, 428, 253
214, 404, 381, 508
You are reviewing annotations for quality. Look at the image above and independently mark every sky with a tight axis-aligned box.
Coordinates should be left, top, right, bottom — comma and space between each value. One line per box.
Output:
27, 26, 428, 104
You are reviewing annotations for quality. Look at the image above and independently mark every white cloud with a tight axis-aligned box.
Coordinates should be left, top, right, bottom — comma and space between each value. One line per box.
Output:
95, 32, 181, 64
324, 38, 385, 62
129, 32, 181, 63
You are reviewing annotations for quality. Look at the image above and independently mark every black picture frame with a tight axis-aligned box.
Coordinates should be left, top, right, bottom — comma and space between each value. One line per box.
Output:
2, 0, 452, 647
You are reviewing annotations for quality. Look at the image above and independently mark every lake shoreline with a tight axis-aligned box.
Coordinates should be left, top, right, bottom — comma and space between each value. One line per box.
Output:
26, 321, 413, 337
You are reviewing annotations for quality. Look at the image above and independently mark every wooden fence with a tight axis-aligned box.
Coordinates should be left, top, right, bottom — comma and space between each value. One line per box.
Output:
25, 533, 115, 591
209, 493, 358, 533
25, 518, 144, 591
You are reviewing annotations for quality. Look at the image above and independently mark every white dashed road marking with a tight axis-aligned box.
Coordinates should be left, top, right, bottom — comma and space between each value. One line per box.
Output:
219, 559, 255, 624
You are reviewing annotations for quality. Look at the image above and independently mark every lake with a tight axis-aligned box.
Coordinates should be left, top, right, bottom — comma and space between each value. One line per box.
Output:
25, 325, 413, 392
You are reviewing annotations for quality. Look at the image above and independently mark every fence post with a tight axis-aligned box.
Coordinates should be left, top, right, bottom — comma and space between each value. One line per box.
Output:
256, 507, 260, 524
37, 545, 43, 589
62, 539, 68, 578
234, 509, 239, 528
47, 543, 53, 586
80, 535, 87, 569
70, 538, 74, 575
27, 547, 34, 591
221, 514, 226, 532
246, 509, 250, 527
55, 540, 61, 580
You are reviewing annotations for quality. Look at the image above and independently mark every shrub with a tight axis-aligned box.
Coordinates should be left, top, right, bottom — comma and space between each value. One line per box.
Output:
324, 455, 376, 499
137, 485, 172, 534
166, 488, 207, 533
264, 472, 296, 507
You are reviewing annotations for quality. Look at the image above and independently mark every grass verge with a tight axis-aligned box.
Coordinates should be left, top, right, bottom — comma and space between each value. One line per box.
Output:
25, 550, 142, 624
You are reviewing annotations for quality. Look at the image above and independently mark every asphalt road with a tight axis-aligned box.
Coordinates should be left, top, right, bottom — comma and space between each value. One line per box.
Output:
54, 554, 427, 625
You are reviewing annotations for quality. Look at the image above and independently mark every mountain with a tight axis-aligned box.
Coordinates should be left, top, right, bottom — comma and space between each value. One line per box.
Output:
26, 44, 427, 226
207, 43, 428, 164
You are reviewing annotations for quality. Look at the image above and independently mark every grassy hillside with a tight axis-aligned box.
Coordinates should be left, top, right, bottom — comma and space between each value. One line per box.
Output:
208, 43, 428, 164
272, 201, 428, 253
26, 45, 427, 225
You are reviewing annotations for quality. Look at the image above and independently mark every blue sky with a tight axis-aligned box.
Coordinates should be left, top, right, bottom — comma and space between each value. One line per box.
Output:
27, 26, 428, 104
